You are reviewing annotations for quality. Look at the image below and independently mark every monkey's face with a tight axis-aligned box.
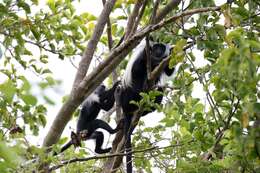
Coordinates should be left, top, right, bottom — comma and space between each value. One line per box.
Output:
95, 85, 106, 95
150, 43, 171, 64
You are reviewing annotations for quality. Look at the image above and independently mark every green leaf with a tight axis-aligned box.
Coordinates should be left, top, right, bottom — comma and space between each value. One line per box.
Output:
19, 76, 31, 91
40, 55, 48, 64
45, 76, 56, 85
31, 27, 40, 41
47, 0, 56, 12
0, 80, 16, 103
41, 69, 52, 74
21, 94, 37, 105
31, 0, 39, 5
43, 95, 55, 105
169, 39, 187, 68
18, 1, 31, 14
38, 113, 47, 126
253, 103, 260, 113
0, 141, 21, 169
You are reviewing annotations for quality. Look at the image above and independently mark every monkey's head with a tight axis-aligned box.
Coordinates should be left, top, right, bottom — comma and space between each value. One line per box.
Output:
150, 43, 171, 64
95, 84, 106, 95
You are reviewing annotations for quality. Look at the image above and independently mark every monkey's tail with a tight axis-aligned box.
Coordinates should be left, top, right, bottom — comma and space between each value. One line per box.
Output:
125, 116, 133, 173
53, 141, 73, 156
61, 141, 73, 153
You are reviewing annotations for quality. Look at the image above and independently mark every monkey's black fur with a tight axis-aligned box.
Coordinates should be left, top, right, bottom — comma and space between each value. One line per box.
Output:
60, 82, 121, 154
120, 41, 174, 173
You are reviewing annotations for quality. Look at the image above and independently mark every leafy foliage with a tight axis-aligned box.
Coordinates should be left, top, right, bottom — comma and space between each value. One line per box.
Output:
0, 0, 259, 172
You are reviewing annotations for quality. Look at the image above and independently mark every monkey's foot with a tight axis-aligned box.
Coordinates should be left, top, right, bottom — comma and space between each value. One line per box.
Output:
71, 131, 81, 147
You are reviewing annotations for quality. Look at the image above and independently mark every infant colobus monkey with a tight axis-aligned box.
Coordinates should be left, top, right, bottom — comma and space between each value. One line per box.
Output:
120, 40, 176, 173
60, 82, 122, 154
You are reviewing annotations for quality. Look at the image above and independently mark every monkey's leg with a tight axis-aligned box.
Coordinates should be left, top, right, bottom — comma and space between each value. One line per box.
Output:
124, 115, 135, 173
90, 131, 111, 154
91, 119, 121, 134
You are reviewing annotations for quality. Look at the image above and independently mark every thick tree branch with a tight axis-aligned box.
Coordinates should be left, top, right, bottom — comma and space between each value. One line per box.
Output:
72, 0, 117, 89
155, 0, 182, 23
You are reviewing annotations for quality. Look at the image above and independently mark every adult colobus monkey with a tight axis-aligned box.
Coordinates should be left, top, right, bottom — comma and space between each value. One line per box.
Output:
60, 82, 122, 154
120, 40, 177, 173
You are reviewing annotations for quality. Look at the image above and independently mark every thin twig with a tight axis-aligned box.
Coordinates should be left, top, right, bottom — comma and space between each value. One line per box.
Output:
186, 54, 224, 124
49, 140, 194, 171
203, 98, 240, 160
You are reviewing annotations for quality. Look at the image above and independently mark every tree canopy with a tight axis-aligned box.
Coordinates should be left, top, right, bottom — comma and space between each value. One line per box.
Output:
0, 0, 259, 172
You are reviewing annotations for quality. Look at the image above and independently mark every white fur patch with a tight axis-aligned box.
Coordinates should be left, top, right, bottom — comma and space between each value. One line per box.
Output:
158, 63, 181, 86
82, 92, 99, 105
123, 39, 147, 87
123, 41, 173, 87
163, 44, 171, 57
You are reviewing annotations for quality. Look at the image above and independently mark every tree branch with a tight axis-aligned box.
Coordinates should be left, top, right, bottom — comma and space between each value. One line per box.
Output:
155, 0, 182, 23
203, 98, 240, 160
49, 140, 194, 171
131, 0, 148, 36
125, 0, 144, 39
72, 0, 117, 90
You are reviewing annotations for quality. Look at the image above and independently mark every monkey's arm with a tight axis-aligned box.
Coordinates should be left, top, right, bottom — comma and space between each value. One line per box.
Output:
164, 65, 175, 76
98, 81, 120, 111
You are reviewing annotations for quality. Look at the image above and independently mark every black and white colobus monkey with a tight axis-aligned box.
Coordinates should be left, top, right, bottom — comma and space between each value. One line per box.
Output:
120, 40, 177, 173
60, 82, 122, 154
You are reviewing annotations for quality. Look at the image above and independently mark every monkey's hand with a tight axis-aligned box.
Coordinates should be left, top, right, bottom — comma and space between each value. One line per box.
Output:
71, 131, 81, 147
79, 130, 89, 141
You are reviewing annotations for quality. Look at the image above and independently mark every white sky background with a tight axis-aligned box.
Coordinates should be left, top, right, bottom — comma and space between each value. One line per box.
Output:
0, 0, 226, 161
